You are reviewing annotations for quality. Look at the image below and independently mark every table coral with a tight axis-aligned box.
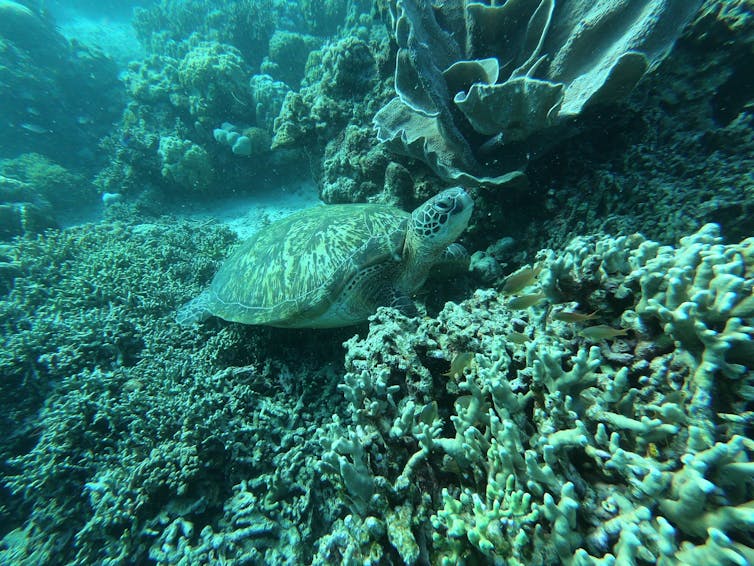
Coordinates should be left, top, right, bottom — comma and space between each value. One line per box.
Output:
374, 0, 703, 188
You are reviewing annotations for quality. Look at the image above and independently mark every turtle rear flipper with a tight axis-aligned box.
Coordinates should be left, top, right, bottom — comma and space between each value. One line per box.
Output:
176, 291, 212, 326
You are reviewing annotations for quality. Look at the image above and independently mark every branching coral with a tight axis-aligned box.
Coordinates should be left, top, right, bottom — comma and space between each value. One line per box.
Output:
316, 223, 754, 563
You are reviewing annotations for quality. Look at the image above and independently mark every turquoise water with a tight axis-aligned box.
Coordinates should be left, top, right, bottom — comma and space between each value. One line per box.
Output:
1, 1, 753, 564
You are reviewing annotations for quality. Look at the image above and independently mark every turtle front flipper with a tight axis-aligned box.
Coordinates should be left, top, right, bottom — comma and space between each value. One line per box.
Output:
439, 243, 470, 270
326, 264, 419, 323
386, 286, 418, 317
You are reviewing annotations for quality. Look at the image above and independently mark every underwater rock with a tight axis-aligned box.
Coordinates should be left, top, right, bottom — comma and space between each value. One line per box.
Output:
0, 0, 67, 58
0, 153, 94, 212
0, 202, 56, 239
0, 154, 96, 229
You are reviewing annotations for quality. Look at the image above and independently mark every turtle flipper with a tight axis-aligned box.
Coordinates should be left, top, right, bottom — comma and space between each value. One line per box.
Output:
176, 290, 212, 326
439, 243, 469, 269
387, 287, 419, 317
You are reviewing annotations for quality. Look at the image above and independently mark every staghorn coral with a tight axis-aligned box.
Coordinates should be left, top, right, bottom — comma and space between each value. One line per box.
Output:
0, 219, 348, 564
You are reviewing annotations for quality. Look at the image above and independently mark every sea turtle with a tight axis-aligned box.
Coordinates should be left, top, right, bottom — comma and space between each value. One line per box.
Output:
177, 187, 473, 328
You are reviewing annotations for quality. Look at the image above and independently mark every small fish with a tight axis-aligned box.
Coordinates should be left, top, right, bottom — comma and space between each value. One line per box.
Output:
508, 293, 546, 310
502, 265, 541, 294
646, 442, 660, 459
552, 310, 599, 323
20, 123, 49, 134
419, 401, 438, 425
508, 331, 529, 344
579, 325, 629, 341
443, 351, 475, 378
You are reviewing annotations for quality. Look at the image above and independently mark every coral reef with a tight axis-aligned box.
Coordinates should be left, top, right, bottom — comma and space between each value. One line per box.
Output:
0, 153, 97, 239
176, 41, 251, 125
0, 153, 94, 211
157, 136, 214, 193
2, 2, 753, 564
0, 218, 346, 563
96, 1, 336, 202
263, 30, 322, 89
131, 0, 279, 67
272, 28, 396, 203
249, 73, 290, 133
273, 35, 383, 151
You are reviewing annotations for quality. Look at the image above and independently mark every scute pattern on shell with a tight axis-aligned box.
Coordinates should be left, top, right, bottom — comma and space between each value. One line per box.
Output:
205, 204, 409, 325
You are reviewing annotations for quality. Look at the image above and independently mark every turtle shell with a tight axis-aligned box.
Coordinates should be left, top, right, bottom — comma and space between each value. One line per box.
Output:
205, 203, 409, 327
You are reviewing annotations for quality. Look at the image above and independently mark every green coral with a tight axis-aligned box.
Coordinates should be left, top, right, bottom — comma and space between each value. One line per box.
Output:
272, 35, 384, 151
0, 219, 345, 564
123, 54, 180, 103
270, 30, 395, 203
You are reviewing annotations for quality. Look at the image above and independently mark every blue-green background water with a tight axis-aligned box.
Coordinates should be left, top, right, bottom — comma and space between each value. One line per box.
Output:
1, 1, 753, 564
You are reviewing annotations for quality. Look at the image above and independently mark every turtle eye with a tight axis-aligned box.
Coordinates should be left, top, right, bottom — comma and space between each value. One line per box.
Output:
434, 199, 452, 212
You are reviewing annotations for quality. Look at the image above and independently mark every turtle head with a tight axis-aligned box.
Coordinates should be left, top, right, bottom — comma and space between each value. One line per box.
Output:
409, 187, 473, 250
